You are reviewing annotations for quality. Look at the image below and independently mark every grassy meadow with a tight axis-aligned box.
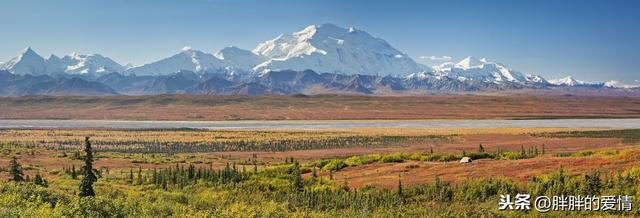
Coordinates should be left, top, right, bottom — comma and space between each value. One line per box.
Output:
0, 128, 639, 217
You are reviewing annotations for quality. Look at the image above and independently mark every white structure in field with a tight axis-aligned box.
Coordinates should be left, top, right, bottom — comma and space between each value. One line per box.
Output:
460, 157, 472, 163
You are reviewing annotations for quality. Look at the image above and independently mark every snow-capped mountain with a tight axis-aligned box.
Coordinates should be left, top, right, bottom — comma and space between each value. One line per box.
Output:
603, 80, 639, 89
0, 47, 48, 75
252, 23, 427, 76
549, 76, 589, 86
121, 23, 430, 77
48, 52, 125, 75
1, 23, 638, 97
428, 56, 542, 84
125, 47, 225, 76
0, 47, 125, 75
526, 75, 548, 84
214, 46, 267, 72
455, 56, 488, 69
124, 46, 265, 77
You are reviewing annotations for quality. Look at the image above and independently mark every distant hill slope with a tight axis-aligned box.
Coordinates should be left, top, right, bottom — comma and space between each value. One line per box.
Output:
1, 70, 639, 97
0, 70, 117, 97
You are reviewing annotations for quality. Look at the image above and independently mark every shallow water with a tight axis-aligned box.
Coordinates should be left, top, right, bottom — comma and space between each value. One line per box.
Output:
1, 119, 639, 130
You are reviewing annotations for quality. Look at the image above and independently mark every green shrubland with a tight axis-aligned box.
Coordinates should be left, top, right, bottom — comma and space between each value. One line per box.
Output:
2, 158, 638, 217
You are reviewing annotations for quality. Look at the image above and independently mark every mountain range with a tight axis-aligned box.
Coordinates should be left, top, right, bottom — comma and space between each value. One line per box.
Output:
1, 23, 638, 96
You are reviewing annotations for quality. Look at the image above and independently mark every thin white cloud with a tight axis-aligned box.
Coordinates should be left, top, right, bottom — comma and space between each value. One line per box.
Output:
419, 55, 452, 61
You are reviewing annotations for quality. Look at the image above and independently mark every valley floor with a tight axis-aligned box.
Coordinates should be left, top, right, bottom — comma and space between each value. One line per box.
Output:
1, 94, 640, 120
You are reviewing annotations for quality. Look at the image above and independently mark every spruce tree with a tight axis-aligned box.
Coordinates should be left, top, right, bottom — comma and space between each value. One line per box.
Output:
292, 161, 303, 192
152, 168, 158, 184
253, 160, 258, 174
137, 167, 143, 185
71, 164, 77, 179
128, 169, 134, 184
188, 164, 195, 179
312, 165, 318, 179
34, 173, 47, 187
584, 170, 601, 195
397, 174, 403, 197
9, 156, 24, 182
79, 137, 97, 197
161, 176, 167, 190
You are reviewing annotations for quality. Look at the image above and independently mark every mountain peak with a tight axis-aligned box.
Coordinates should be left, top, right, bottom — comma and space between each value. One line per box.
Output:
549, 76, 586, 86
181, 46, 194, 52
455, 56, 486, 69
125, 47, 223, 76
295, 23, 360, 39
48, 54, 60, 60
216, 46, 261, 59
1, 47, 47, 75
178, 47, 209, 58
298, 23, 344, 34
560, 76, 577, 82
604, 80, 640, 89
432, 57, 530, 83
18, 46, 42, 59
22, 46, 34, 52
253, 23, 423, 76
214, 46, 266, 71
296, 25, 319, 37
216, 46, 248, 58
315, 23, 345, 32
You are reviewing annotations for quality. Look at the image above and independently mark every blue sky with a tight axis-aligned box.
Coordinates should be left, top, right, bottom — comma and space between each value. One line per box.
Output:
1, 0, 639, 83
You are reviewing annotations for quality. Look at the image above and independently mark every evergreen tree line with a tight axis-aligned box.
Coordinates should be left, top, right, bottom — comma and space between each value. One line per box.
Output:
107, 155, 639, 213
38, 135, 447, 154
4, 154, 639, 216
277, 167, 637, 213
136, 162, 256, 189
